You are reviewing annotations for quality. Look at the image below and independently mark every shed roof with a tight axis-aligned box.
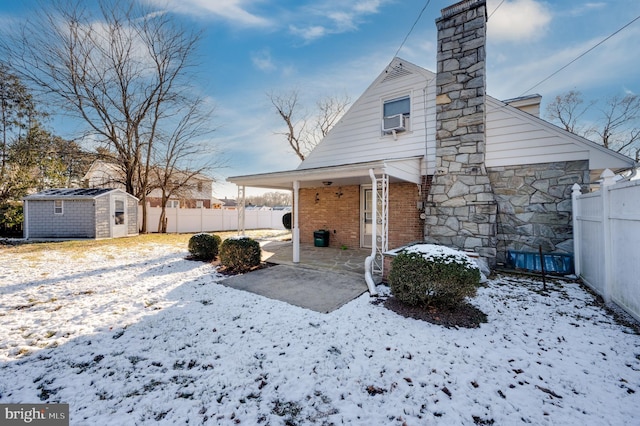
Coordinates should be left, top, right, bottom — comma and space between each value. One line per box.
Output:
23, 188, 135, 200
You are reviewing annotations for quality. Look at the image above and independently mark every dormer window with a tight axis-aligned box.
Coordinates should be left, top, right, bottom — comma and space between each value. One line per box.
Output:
382, 95, 410, 134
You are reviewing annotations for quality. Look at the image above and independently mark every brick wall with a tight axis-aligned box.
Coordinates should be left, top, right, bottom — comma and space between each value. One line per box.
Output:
299, 185, 360, 248
298, 182, 424, 249
388, 182, 424, 249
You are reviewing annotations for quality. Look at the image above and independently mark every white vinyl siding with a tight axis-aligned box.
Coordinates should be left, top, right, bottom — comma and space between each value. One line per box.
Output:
299, 59, 437, 176
485, 97, 635, 170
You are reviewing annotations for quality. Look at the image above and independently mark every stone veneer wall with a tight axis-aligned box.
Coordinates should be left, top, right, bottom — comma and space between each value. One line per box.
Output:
426, 0, 498, 266
488, 160, 589, 265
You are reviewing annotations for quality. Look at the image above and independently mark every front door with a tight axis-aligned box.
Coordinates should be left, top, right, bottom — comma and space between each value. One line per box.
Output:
360, 186, 381, 248
113, 196, 127, 237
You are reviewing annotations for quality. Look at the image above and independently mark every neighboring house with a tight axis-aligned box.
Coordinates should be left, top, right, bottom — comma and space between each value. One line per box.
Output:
228, 0, 635, 287
83, 160, 216, 208
23, 188, 138, 239
220, 197, 238, 210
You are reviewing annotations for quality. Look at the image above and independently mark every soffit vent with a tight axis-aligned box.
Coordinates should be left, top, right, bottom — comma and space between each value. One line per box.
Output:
382, 63, 412, 83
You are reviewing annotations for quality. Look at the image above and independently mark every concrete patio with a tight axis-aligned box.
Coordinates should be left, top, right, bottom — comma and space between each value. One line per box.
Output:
260, 239, 371, 275
220, 239, 375, 313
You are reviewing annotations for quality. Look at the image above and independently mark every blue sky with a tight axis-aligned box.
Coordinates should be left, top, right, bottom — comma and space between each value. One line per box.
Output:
1, 0, 639, 198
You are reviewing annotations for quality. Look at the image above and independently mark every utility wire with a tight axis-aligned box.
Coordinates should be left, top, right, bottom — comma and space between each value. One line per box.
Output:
393, 0, 432, 58
519, 13, 640, 97
488, 0, 505, 20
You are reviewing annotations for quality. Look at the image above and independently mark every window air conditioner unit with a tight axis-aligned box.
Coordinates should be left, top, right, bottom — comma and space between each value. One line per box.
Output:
382, 114, 406, 133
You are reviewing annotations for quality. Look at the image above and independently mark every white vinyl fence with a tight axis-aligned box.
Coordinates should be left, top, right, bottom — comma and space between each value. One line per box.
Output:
141, 207, 288, 234
572, 170, 640, 321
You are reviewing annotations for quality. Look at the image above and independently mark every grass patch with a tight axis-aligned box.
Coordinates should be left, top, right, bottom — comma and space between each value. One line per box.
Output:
1, 230, 288, 256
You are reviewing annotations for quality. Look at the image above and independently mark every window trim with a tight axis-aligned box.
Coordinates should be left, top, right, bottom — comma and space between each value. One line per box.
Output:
383, 95, 411, 118
381, 94, 411, 135
54, 200, 64, 215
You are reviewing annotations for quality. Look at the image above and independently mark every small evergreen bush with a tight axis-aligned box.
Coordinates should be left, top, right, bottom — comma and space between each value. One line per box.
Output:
219, 237, 262, 273
188, 233, 220, 261
389, 245, 481, 308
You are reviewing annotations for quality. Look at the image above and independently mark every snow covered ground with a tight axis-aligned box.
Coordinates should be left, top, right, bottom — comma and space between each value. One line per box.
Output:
1, 236, 639, 425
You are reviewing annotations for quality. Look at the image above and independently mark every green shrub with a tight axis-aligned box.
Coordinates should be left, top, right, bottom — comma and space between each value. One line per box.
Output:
389, 245, 481, 308
188, 233, 220, 261
219, 237, 261, 273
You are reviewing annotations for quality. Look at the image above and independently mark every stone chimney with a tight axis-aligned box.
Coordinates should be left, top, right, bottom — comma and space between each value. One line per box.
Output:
425, 0, 497, 266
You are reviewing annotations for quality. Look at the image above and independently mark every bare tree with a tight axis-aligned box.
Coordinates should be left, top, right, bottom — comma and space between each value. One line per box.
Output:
268, 89, 350, 161
546, 90, 640, 161
151, 99, 217, 233
595, 94, 640, 160
1, 0, 208, 232
246, 191, 292, 207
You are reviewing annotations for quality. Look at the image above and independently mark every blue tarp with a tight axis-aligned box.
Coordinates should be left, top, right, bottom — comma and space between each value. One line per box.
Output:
506, 251, 574, 275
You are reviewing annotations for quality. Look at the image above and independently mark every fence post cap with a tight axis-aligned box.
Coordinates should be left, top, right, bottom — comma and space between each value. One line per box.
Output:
600, 168, 616, 187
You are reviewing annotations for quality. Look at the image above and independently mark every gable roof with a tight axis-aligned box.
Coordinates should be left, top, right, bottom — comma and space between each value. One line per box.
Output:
297, 57, 435, 173
228, 57, 635, 190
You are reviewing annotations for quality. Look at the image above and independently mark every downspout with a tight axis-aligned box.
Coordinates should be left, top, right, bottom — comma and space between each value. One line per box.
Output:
364, 169, 379, 296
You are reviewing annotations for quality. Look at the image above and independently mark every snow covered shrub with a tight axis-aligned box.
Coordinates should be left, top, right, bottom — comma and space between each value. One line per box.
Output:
188, 233, 220, 261
389, 244, 481, 308
219, 237, 261, 273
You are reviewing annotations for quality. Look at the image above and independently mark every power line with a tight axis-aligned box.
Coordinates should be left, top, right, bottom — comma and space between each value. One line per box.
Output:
488, 0, 505, 20
519, 13, 640, 97
393, 0, 432, 58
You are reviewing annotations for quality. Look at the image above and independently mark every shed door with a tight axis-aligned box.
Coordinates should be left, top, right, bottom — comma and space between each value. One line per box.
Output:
113, 197, 127, 237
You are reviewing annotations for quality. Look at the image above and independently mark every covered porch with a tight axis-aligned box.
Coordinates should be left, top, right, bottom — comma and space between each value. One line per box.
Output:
228, 157, 425, 296
261, 239, 371, 276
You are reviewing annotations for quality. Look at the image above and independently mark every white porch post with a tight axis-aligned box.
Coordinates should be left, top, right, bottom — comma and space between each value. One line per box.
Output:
364, 169, 379, 296
293, 180, 300, 263
237, 185, 246, 236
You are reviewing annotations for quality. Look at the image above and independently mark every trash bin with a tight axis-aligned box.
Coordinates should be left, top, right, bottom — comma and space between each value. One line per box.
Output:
313, 230, 330, 247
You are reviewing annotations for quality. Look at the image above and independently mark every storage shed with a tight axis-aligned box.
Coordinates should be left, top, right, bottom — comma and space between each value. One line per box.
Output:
23, 188, 139, 239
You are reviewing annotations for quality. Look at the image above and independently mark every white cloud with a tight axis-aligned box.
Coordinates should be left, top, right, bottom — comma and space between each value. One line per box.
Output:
353, 0, 383, 14
487, 0, 552, 43
288, 0, 391, 43
566, 2, 607, 17
251, 49, 277, 72
487, 24, 640, 100
143, 0, 270, 27
289, 24, 327, 42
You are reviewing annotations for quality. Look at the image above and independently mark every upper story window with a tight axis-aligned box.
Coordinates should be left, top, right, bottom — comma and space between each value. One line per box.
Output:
382, 95, 410, 134
54, 200, 63, 215
384, 96, 410, 117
